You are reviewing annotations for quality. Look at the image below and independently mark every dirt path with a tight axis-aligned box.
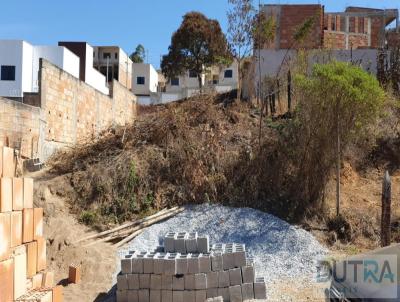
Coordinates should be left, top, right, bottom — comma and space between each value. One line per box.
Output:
32, 170, 117, 302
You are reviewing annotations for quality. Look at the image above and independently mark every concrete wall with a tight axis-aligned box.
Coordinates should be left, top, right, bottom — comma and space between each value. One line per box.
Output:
84, 44, 109, 95
0, 97, 40, 158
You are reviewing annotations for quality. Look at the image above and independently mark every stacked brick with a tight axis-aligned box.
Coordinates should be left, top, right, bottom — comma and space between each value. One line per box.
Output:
116, 232, 267, 302
0, 146, 62, 302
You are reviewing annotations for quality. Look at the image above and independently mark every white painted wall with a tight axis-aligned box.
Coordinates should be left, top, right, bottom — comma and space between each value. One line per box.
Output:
217, 61, 239, 86
84, 44, 109, 95
132, 63, 158, 95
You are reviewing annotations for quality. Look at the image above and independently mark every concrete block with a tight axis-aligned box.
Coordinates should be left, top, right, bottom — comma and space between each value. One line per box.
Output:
222, 249, 235, 270
229, 268, 242, 286
229, 285, 242, 302
22, 208, 34, 243
233, 244, 246, 268
241, 266, 255, 284
211, 243, 225, 252
164, 253, 177, 275
217, 288, 229, 302
161, 290, 173, 302
26, 241, 37, 278
172, 291, 183, 302
36, 236, 46, 272
174, 232, 187, 254
162, 274, 173, 290
33, 208, 44, 240
0, 258, 14, 302
195, 289, 207, 302
12, 178, 23, 211
184, 274, 195, 290
150, 274, 162, 290
188, 253, 200, 274
154, 253, 166, 274
194, 273, 207, 290
42, 271, 54, 287
206, 287, 218, 298
1, 177, 12, 212
132, 252, 146, 273
199, 253, 211, 273
176, 253, 188, 274
218, 270, 229, 288
68, 263, 81, 284
23, 178, 34, 209
164, 232, 176, 253
197, 235, 209, 253
144, 253, 156, 274
206, 271, 218, 289
186, 232, 198, 253
128, 273, 140, 290
150, 290, 161, 302
121, 254, 133, 274
172, 275, 185, 290
139, 274, 151, 289
183, 290, 196, 302
52, 285, 63, 302
127, 290, 139, 302
138, 289, 150, 302
254, 277, 267, 299
13, 248, 27, 298
2, 146, 15, 177
154, 246, 164, 253
117, 273, 128, 290
116, 290, 128, 302
211, 252, 223, 272
241, 283, 254, 300
10, 211, 22, 247
0, 212, 11, 261
32, 273, 43, 289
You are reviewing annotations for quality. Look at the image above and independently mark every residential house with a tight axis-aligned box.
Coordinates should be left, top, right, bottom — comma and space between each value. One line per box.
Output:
131, 63, 158, 105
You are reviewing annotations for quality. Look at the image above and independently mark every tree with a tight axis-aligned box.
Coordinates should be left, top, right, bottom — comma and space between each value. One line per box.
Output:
130, 44, 146, 63
161, 12, 231, 90
295, 61, 385, 215
227, 0, 255, 101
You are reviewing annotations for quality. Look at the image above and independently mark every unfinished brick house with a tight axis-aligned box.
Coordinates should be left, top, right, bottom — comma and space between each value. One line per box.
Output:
260, 4, 399, 50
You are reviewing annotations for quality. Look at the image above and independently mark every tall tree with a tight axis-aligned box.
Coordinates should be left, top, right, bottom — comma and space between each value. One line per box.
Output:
130, 44, 146, 63
161, 12, 231, 90
227, 0, 255, 101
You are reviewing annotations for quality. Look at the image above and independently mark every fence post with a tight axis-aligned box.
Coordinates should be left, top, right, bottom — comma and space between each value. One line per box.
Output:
287, 70, 292, 112
381, 170, 391, 247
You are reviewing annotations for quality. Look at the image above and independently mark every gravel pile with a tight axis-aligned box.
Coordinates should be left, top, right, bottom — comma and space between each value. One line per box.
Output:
119, 204, 327, 286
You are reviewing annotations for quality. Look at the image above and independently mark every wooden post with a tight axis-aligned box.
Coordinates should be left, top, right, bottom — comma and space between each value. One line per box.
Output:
381, 170, 392, 247
287, 70, 292, 112
336, 101, 341, 216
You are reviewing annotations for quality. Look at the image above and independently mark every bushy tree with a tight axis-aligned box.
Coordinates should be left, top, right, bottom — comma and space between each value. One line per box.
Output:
161, 12, 231, 90
130, 44, 146, 63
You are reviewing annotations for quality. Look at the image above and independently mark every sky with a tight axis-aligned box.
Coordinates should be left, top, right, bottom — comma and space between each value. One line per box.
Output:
1, 0, 399, 68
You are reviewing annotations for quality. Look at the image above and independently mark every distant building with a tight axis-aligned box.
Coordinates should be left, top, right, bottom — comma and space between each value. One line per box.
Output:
260, 4, 399, 50
93, 46, 133, 90
0, 40, 80, 99
58, 41, 109, 94
131, 63, 158, 104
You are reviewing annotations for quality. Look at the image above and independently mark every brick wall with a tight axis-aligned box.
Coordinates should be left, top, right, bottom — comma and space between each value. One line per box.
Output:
323, 31, 346, 49
0, 98, 40, 158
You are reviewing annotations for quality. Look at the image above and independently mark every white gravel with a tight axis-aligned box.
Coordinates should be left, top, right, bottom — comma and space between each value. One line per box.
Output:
119, 204, 328, 284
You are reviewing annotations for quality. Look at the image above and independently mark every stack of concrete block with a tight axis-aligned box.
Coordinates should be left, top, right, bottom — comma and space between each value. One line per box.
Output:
116, 232, 267, 302
0, 146, 63, 302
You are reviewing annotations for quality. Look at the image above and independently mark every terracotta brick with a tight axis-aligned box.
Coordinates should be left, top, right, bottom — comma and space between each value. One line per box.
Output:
33, 208, 43, 240
23, 209, 34, 243
26, 241, 37, 278
23, 178, 33, 209
52, 285, 63, 302
0, 212, 11, 261
12, 178, 23, 211
2, 147, 15, 178
68, 264, 81, 284
32, 273, 43, 289
11, 211, 22, 247
13, 246, 27, 299
42, 271, 54, 287
0, 258, 14, 302
36, 237, 46, 272
1, 177, 13, 213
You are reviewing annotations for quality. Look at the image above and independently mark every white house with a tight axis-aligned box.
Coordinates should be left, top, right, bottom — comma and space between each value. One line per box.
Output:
131, 63, 158, 104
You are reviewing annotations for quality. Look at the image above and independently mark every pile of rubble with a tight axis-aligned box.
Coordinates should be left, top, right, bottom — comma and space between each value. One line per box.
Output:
116, 231, 267, 301
0, 146, 62, 301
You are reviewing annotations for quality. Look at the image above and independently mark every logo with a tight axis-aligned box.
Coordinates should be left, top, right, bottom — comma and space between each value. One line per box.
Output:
316, 255, 397, 299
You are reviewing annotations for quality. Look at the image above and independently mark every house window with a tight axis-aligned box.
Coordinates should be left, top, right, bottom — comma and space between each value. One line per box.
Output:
137, 76, 145, 85
189, 70, 197, 78
1, 65, 16, 81
171, 77, 180, 86
103, 52, 111, 59
224, 69, 233, 78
